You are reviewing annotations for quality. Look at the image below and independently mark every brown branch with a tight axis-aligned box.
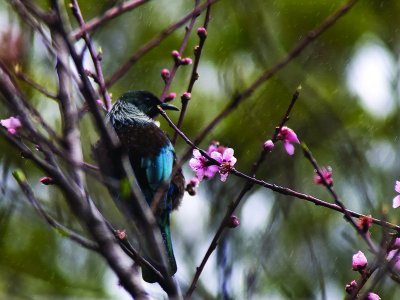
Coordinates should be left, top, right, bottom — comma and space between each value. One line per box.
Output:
72, 0, 151, 39
302, 144, 377, 253
14, 67, 58, 100
172, 0, 212, 144
13, 170, 99, 252
70, 0, 112, 110
159, 0, 201, 101
105, 0, 221, 88
185, 87, 298, 297
184, 0, 359, 155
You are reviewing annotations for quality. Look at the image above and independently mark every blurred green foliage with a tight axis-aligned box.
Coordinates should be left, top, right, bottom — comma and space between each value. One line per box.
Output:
1, 0, 400, 299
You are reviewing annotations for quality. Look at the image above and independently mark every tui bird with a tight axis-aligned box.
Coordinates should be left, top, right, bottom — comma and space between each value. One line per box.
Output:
94, 90, 185, 283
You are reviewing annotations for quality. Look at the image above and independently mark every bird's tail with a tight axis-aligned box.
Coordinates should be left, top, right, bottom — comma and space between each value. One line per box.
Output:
142, 212, 177, 283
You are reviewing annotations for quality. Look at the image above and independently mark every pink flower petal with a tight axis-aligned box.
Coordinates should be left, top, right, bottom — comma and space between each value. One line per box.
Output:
220, 172, 229, 182
393, 237, 400, 249
230, 156, 237, 166
393, 195, 400, 208
193, 149, 202, 159
189, 159, 198, 170
387, 250, 400, 272
204, 165, 219, 179
207, 144, 218, 155
211, 151, 223, 163
284, 141, 295, 155
196, 168, 205, 180
367, 292, 381, 300
0, 116, 22, 135
286, 130, 300, 144
222, 148, 234, 161
395, 181, 400, 193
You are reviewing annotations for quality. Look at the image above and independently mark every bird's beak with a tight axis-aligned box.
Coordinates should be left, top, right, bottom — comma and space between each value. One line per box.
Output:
160, 103, 179, 111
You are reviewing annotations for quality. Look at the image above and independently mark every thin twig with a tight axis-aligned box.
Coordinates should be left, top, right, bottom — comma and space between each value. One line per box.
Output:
106, 0, 221, 88
14, 67, 58, 100
185, 87, 301, 297
13, 170, 99, 252
72, 0, 151, 39
302, 144, 377, 253
159, 0, 201, 101
180, 0, 359, 158
172, 0, 212, 145
71, 0, 112, 110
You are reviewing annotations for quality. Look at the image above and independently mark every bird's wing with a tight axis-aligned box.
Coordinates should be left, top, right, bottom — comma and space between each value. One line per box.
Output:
140, 142, 174, 207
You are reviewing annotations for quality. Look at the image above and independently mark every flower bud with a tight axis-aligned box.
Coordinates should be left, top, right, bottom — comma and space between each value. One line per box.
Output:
164, 92, 176, 101
115, 229, 127, 240
40, 176, 55, 185
181, 57, 193, 65
161, 68, 170, 81
227, 215, 240, 228
181, 92, 191, 102
352, 251, 367, 271
197, 27, 208, 39
171, 50, 180, 62
263, 140, 274, 151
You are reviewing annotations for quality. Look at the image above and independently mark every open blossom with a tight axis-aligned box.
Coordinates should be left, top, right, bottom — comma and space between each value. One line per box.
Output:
0, 116, 21, 135
352, 250, 368, 271
189, 149, 219, 180
393, 180, 400, 208
277, 126, 300, 155
313, 167, 333, 186
211, 148, 237, 182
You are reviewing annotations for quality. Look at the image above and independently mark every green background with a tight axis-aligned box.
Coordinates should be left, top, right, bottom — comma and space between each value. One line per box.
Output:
1, 0, 400, 298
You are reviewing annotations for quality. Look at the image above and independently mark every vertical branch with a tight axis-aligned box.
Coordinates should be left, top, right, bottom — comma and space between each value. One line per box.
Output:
159, 0, 200, 101
70, 0, 112, 110
172, 0, 212, 144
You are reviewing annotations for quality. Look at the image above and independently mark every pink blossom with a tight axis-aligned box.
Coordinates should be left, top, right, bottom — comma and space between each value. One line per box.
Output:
211, 148, 237, 182
189, 149, 219, 180
207, 141, 225, 156
387, 250, 400, 272
352, 250, 368, 271
313, 167, 333, 186
0, 116, 21, 135
366, 292, 381, 300
277, 126, 300, 155
263, 139, 274, 151
393, 180, 400, 208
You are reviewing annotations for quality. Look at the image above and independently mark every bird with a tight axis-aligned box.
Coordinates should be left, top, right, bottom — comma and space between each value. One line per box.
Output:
93, 90, 185, 283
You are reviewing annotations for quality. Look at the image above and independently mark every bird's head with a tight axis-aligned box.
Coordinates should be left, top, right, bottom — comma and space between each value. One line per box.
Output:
117, 90, 178, 118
